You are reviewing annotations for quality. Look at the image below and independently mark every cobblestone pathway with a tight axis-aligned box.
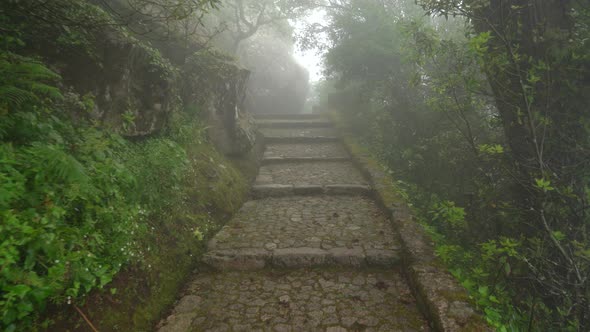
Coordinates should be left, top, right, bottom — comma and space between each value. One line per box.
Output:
264, 142, 348, 159
256, 162, 367, 187
157, 115, 430, 332
260, 128, 338, 141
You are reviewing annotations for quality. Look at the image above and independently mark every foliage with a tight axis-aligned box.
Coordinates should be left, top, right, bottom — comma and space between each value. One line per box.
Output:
0, 31, 247, 330
429, 200, 466, 230
317, 0, 590, 330
0, 60, 143, 328
0, 54, 62, 110
2, 0, 221, 46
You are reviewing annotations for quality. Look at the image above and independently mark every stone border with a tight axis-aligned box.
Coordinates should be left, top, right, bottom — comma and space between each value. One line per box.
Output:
257, 120, 333, 128
251, 184, 372, 198
254, 113, 324, 120
264, 136, 340, 143
339, 136, 491, 332
262, 156, 351, 164
202, 246, 401, 270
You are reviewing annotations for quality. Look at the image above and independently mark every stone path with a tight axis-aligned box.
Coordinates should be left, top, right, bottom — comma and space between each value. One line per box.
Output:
264, 142, 348, 159
256, 162, 367, 187
157, 114, 431, 332
260, 128, 339, 143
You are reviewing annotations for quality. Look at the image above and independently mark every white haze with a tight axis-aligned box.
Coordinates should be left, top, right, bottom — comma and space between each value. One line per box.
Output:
292, 9, 326, 82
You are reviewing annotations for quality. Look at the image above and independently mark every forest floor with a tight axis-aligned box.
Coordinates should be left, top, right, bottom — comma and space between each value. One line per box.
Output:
156, 115, 431, 332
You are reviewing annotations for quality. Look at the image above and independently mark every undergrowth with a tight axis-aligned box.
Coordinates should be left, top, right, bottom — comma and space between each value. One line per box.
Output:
0, 38, 247, 330
367, 153, 551, 331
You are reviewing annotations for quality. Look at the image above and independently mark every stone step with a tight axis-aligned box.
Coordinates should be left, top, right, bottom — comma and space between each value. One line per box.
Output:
254, 113, 324, 120
203, 195, 400, 270
204, 246, 399, 270
265, 136, 340, 144
157, 267, 429, 332
251, 184, 371, 198
260, 127, 339, 139
262, 157, 351, 165
263, 142, 349, 160
256, 161, 368, 187
257, 119, 333, 128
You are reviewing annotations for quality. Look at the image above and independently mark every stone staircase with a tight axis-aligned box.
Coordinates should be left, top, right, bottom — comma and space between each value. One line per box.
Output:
157, 114, 431, 332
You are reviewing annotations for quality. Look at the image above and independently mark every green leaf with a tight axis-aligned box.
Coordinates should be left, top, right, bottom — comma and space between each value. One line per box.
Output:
534, 178, 554, 192
552, 231, 566, 241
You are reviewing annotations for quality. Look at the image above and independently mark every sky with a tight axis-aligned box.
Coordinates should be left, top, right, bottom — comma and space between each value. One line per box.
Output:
291, 10, 327, 83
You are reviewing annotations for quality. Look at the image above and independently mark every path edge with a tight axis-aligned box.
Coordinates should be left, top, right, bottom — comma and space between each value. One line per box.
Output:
339, 134, 492, 332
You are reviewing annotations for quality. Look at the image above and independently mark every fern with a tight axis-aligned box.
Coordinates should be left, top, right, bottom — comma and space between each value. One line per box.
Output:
24, 143, 89, 185
0, 85, 37, 107
0, 52, 63, 110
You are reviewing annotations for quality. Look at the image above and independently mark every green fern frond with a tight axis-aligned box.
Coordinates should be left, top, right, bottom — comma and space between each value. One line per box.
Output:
25, 143, 89, 185
0, 52, 63, 110
29, 82, 62, 100
10, 61, 61, 81
0, 86, 39, 107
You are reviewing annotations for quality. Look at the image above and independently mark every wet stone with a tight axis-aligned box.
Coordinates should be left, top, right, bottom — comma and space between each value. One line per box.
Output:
172, 295, 202, 314
157, 268, 429, 332
260, 127, 338, 138
264, 142, 349, 159
256, 162, 367, 186
205, 196, 400, 269
158, 118, 435, 332
257, 118, 332, 128
326, 327, 348, 332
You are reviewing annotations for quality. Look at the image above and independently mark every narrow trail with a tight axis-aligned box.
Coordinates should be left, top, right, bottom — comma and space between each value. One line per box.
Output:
157, 114, 431, 332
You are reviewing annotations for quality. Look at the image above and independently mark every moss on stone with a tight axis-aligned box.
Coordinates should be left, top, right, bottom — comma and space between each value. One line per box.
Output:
440, 289, 471, 303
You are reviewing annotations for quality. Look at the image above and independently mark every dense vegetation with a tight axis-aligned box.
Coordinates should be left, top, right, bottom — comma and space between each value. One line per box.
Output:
311, 0, 590, 330
0, 1, 253, 330
2, 0, 590, 330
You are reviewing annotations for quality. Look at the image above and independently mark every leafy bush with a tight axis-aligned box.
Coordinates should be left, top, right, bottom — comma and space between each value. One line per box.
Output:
0, 40, 247, 330
0, 48, 149, 325
319, 0, 590, 329
0, 97, 144, 330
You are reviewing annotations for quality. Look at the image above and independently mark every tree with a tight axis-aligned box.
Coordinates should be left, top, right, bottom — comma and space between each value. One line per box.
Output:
418, 0, 590, 326
199, 0, 317, 54
315, 0, 590, 328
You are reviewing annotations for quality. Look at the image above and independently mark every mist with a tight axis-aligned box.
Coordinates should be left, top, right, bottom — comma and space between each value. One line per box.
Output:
2, 1, 590, 331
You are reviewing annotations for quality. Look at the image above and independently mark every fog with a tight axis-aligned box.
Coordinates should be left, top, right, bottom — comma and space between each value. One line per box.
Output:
3, 1, 589, 330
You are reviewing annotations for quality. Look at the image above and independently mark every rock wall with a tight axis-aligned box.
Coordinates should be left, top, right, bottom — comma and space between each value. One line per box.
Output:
181, 50, 257, 156
15, 1, 256, 153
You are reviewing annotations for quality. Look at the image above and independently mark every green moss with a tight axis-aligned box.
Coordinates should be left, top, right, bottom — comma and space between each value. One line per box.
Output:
341, 135, 407, 208
439, 289, 470, 303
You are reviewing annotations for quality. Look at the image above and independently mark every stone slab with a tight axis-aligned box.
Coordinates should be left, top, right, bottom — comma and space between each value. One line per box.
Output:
205, 196, 401, 270
257, 119, 333, 128
157, 268, 430, 332
263, 142, 349, 159
252, 184, 372, 198
255, 162, 368, 186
